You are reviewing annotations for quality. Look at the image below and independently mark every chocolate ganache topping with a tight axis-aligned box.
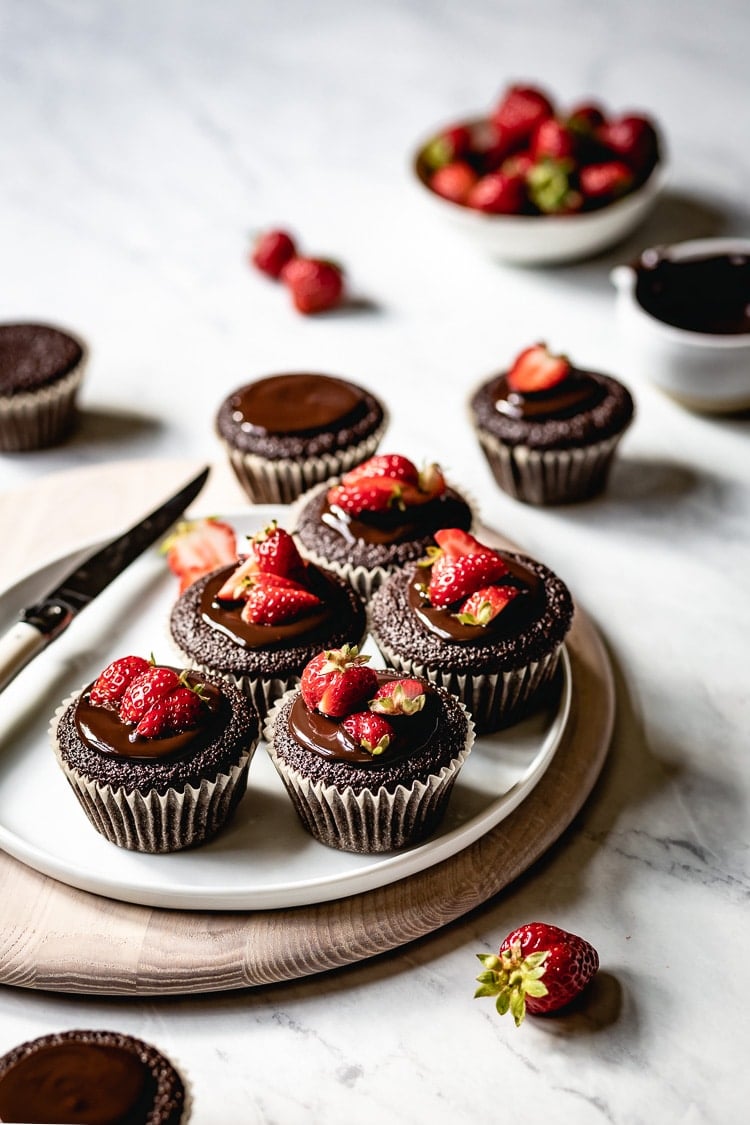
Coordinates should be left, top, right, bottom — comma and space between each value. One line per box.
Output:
633, 250, 750, 334
409, 552, 543, 644
289, 672, 439, 768
228, 372, 368, 437
490, 367, 606, 421
322, 487, 471, 548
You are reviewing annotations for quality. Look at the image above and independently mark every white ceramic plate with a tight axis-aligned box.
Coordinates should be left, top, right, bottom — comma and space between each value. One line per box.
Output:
0, 509, 571, 911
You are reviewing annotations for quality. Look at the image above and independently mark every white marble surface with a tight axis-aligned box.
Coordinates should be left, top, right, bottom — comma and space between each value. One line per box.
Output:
1, 1, 750, 1121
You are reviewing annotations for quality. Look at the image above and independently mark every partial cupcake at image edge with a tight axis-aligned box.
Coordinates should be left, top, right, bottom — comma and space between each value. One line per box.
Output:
0, 321, 88, 452
368, 527, 573, 733
167, 521, 368, 718
469, 343, 634, 505
263, 647, 475, 853
0, 1029, 189, 1124
50, 654, 259, 853
215, 371, 388, 504
292, 452, 476, 598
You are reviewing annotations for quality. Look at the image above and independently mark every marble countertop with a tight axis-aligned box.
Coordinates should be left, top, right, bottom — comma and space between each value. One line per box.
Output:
1, 1, 749, 1121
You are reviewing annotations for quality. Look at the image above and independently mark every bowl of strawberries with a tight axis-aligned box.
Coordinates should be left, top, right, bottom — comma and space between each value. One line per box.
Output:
413, 82, 666, 265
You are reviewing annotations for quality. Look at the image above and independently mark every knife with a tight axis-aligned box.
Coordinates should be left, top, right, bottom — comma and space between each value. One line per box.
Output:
0, 465, 210, 693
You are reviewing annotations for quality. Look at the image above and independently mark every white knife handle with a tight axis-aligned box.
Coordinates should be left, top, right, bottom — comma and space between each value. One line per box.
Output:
0, 621, 48, 692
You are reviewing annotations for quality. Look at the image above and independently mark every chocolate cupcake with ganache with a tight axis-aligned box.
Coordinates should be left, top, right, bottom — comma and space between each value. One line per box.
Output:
50, 655, 259, 853
470, 343, 634, 505
368, 528, 573, 732
0, 1029, 188, 1124
169, 523, 367, 718
264, 647, 474, 853
215, 371, 387, 503
0, 321, 87, 451
293, 452, 475, 597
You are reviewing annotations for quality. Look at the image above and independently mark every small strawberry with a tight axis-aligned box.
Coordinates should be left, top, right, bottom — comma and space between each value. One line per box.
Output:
135, 684, 205, 739
455, 584, 520, 626
422, 124, 475, 169
341, 711, 394, 756
327, 475, 405, 516
281, 257, 344, 314
119, 666, 181, 724
340, 455, 419, 488
506, 344, 571, 394
491, 85, 555, 149
399, 462, 447, 507
467, 172, 525, 214
241, 580, 322, 626
530, 118, 576, 161
215, 554, 260, 602
300, 645, 377, 716
527, 158, 582, 214
434, 528, 488, 559
596, 114, 658, 172
475, 922, 599, 1026
251, 521, 305, 578
500, 150, 535, 179
370, 678, 426, 717
251, 229, 297, 279
567, 102, 606, 133
430, 161, 479, 204
428, 552, 510, 609
162, 519, 237, 590
471, 121, 514, 173
89, 655, 151, 707
579, 160, 634, 202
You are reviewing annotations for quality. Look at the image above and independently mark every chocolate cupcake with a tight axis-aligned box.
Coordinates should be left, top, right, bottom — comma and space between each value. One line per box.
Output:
0, 1029, 188, 1124
50, 656, 259, 853
293, 453, 475, 597
0, 322, 87, 451
368, 528, 573, 732
215, 371, 387, 503
264, 652, 474, 853
469, 343, 634, 505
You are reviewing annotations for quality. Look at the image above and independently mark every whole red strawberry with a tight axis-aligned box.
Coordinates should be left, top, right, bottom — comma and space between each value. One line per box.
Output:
491, 84, 555, 149
89, 655, 151, 707
300, 645, 377, 717
341, 711, 394, 756
281, 257, 344, 314
467, 172, 525, 214
506, 343, 571, 394
530, 118, 576, 161
251, 229, 297, 279
430, 161, 479, 204
579, 160, 634, 202
327, 475, 405, 516
251, 521, 305, 578
475, 922, 599, 1025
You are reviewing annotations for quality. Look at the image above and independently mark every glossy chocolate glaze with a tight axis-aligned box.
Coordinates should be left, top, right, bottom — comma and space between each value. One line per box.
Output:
490, 369, 606, 421
229, 373, 367, 436
315, 487, 473, 552
289, 673, 439, 768
634, 251, 750, 334
408, 552, 543, 643
0, 322, 83, 394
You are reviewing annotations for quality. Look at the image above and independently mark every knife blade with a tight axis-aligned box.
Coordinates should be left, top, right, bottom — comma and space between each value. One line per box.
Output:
0, 465, 210, 693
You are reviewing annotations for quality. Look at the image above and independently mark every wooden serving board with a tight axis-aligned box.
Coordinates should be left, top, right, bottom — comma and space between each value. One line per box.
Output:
0, 460, 613, 996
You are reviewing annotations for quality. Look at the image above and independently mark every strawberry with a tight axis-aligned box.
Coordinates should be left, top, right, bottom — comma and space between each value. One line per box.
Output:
471, 121, 514, 173
215, 554, 260, 601
455, 584, 520, 626
491, 85, 555, 150
135, 684, 205, 739
423, 124, 475, 169
327, 475, 405, 516
596, 114, 658, 172
241, 579, 322, 626
475, 922, 599, 1025
370, 678, 426, 717
300, 645, 377, 717
467, 172, 525, 214
567, 102, 606, 133
579, 160, 634, 201
89, 655, 151, 707
340, 455, 419, 488
527, 158, 581, 214
251, 229, 297, 279
530, 118, 576, 161
430, 161, 479, 204
251, 521, 304, 578
341, 711, 394, 756
501, 150, 534, 179
506, 344, 571, 394
399, 463, 447, 507
162, 519, 237, 590
281, 257, 344, 314
433, 528, 488, 559
428, 552, 510, 608
119, 666, 181, 724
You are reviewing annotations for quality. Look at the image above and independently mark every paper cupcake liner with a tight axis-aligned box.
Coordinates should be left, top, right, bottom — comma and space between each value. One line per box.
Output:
0, 358, 86, 452
49, 690, 258, 854
476, 428, 624, 505
369, 635, 562, 734
263, 689, 475, 854
220, 414, 388, 505
167, 645, 300, 723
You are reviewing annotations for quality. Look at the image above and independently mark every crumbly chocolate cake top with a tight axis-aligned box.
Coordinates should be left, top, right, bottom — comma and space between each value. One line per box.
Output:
0, 323, 84, 394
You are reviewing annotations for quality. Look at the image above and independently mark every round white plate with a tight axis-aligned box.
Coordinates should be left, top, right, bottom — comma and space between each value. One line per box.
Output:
0, 509, 571, 911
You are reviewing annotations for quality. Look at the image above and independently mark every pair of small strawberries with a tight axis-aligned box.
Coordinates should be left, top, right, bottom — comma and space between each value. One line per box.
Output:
300, 645, 425, 756
327, 453, 447, 518
89, 655, 206, 740
423, 528, 521, 626
251, 229, 344, 314
215, 523, 323, 626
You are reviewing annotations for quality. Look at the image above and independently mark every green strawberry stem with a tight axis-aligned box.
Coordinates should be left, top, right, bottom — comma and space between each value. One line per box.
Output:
474, 942, 550, 1027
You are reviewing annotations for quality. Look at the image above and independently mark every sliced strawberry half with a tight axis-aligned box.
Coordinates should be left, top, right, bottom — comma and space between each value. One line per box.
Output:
162, 518, 237, 585
119, 666, 182, 724
327, 475, 405, 517
300, 645, 375, 713
428, 552, 510, 609
399, 462, 447, 507
340, 455, 419, 488
241, 580, 322, 626
506, 344, 571, 394
89, 655, 151, 707
454, 584, 520, 626
370, 678, 426, 717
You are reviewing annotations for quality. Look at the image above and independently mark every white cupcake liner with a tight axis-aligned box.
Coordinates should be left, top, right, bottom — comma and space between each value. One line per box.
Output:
369, 634, 563, 734
476, 428, 625, 505
166, 642, 300, 722
263, 688, 475, 854
0, 358, 86, 452
220, 413, 388, 505
49, 689, 258, 854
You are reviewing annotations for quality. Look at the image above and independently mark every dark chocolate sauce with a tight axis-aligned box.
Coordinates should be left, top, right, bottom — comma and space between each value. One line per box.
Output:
634, 251, 750, 334
491, 370, 605, 421
229, 373, 367, 436
321, 489, 468, 547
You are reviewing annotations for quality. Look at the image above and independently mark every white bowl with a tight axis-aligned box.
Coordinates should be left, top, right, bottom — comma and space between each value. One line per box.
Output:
611, 238, 750, 413
412, 128, 666, 266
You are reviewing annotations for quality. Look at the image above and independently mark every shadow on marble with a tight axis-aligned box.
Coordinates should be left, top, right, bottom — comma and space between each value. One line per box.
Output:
70, 408, 166, 449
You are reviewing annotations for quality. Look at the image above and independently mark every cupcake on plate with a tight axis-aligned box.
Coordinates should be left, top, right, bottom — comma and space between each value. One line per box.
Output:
469, 343, 634, 505
293, 452, 475, 598
215, 371, 387, 504
50, 654, 259, 853
0, 321, 87, 451
0, 1029, 188, 1124
368, 527, 573, 733
168, 522, 367, 718
264, 646, 474, 853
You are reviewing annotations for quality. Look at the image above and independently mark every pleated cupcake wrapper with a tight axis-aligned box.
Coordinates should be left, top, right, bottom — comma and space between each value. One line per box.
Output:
221, 413, 388, 505
49, 691, 257, 854
476, 428, 624, 506
0, 359, 86, 452
263, 689, 475, 854
369, 636, 562, 734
